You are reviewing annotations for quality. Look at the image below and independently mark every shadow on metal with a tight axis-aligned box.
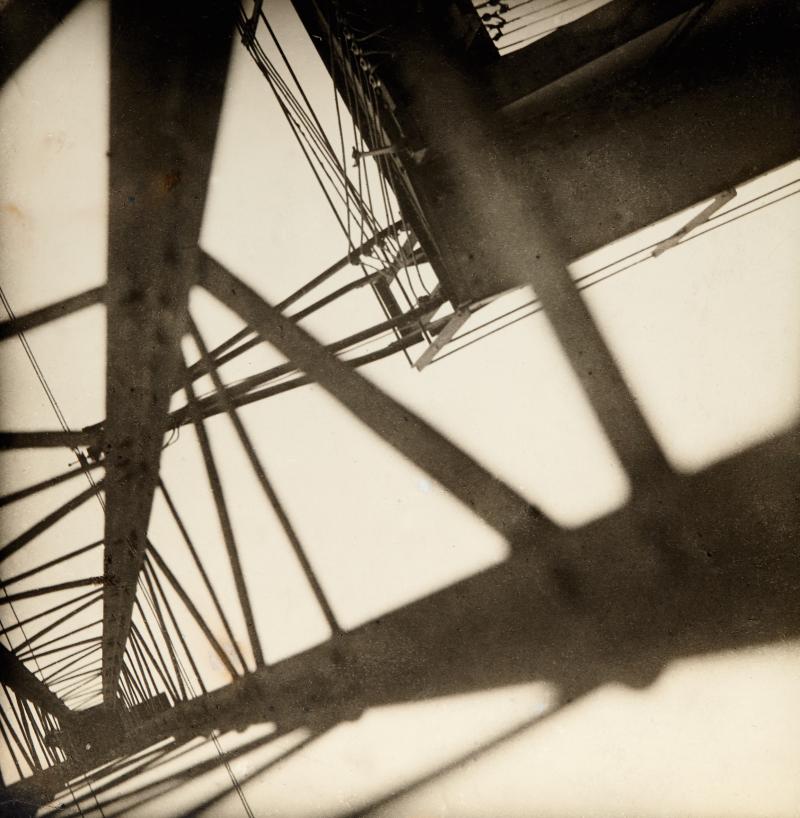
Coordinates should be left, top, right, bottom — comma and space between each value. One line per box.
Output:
7, 421, 798, 812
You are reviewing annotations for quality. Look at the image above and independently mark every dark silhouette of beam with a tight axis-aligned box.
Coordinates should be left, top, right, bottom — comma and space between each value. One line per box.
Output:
139, 563, 186, 702
41, 644, 102, 684
0, 645, 71, 723
132, 602, 181, 705
503, 0, 800, 269
100, 0, 236, 704
489, 0, 704, 106
0, 285, 104, 342
183, 221, 411, 382
0, 0, 81, 87
180, 369, 264, 670
11, 609, 100, 652
11, 594, 102, 657
143, 555, 206, 694
4, 2, 798, 807
7, 423, 800, 806
0, 540, 103, 588
188, 317, 340, 635
125, 424, 800, 742
199, 254, 556, 558
145, 541, 240, 681
21, 636, 100, 662
0, 479, 104, 563
296, 2, 799, 310
0, 430, 97, 450
0, 464, 103, 509
394, 0, 800, 305
169, 298, 446, 427
0, 578, 104, 605
290, 1, 673, 487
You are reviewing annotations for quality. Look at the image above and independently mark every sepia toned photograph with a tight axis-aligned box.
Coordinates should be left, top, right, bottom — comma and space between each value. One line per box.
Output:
0, 0, 798, 815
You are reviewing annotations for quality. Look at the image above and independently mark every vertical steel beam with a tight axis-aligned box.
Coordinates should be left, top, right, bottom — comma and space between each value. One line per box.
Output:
101, 0, 235, 703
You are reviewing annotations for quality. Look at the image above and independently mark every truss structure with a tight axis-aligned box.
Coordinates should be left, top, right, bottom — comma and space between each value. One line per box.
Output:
0, 1, 798, 813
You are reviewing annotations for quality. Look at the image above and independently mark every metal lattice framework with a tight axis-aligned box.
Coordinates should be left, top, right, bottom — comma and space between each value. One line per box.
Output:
0, 0, 798, 813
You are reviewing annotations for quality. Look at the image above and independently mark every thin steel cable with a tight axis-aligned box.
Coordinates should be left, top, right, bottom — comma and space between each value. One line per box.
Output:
135, 553, 255, 818
0, 286, 106, 515
243, 13, 389, 243
434, 181, 800, 362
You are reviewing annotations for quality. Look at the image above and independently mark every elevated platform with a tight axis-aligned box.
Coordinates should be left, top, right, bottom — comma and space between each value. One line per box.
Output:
293, 0, 800, 305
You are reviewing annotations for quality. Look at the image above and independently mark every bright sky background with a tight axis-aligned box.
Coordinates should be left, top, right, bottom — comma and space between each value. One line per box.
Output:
1, 0, 799, 814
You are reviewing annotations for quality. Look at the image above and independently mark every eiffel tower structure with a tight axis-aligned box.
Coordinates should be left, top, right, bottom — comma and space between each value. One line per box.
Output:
0, 1, 798, 814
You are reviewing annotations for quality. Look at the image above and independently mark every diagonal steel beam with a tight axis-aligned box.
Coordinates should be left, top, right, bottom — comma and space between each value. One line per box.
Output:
180, 370, 264, 670
0, 540, 103, 588
0, 285, 104, 342
3, 596, 99, 643
188, 318, 341, 634
199, 256, 556, 557
483, 0, 800, 288
41, 643, 102, 684
0, 0, 81, 87
0, 464, 103, 509
0, 430, 98, 449
21, 636, 101, 661
182, 220, 407, 382
392, 15, 673, 488
171, 298, 446, 426
157, 480, 247, 674
9, 427, 800, 804
0, 479, 105, 564
144, 553, 207, 694
0, 644, 72, 723
0, 578, 104, 605
100, 1, 236, 704
145, 539, 241, 681
0, 708, 27, 780
6, 425, 785, 798
11, 593, 103, 656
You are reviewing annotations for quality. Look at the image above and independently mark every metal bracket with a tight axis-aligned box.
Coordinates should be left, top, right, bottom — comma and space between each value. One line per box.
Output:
351, 144, 397, 166
414, 309, 470, 370
651, 188, 736, 257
